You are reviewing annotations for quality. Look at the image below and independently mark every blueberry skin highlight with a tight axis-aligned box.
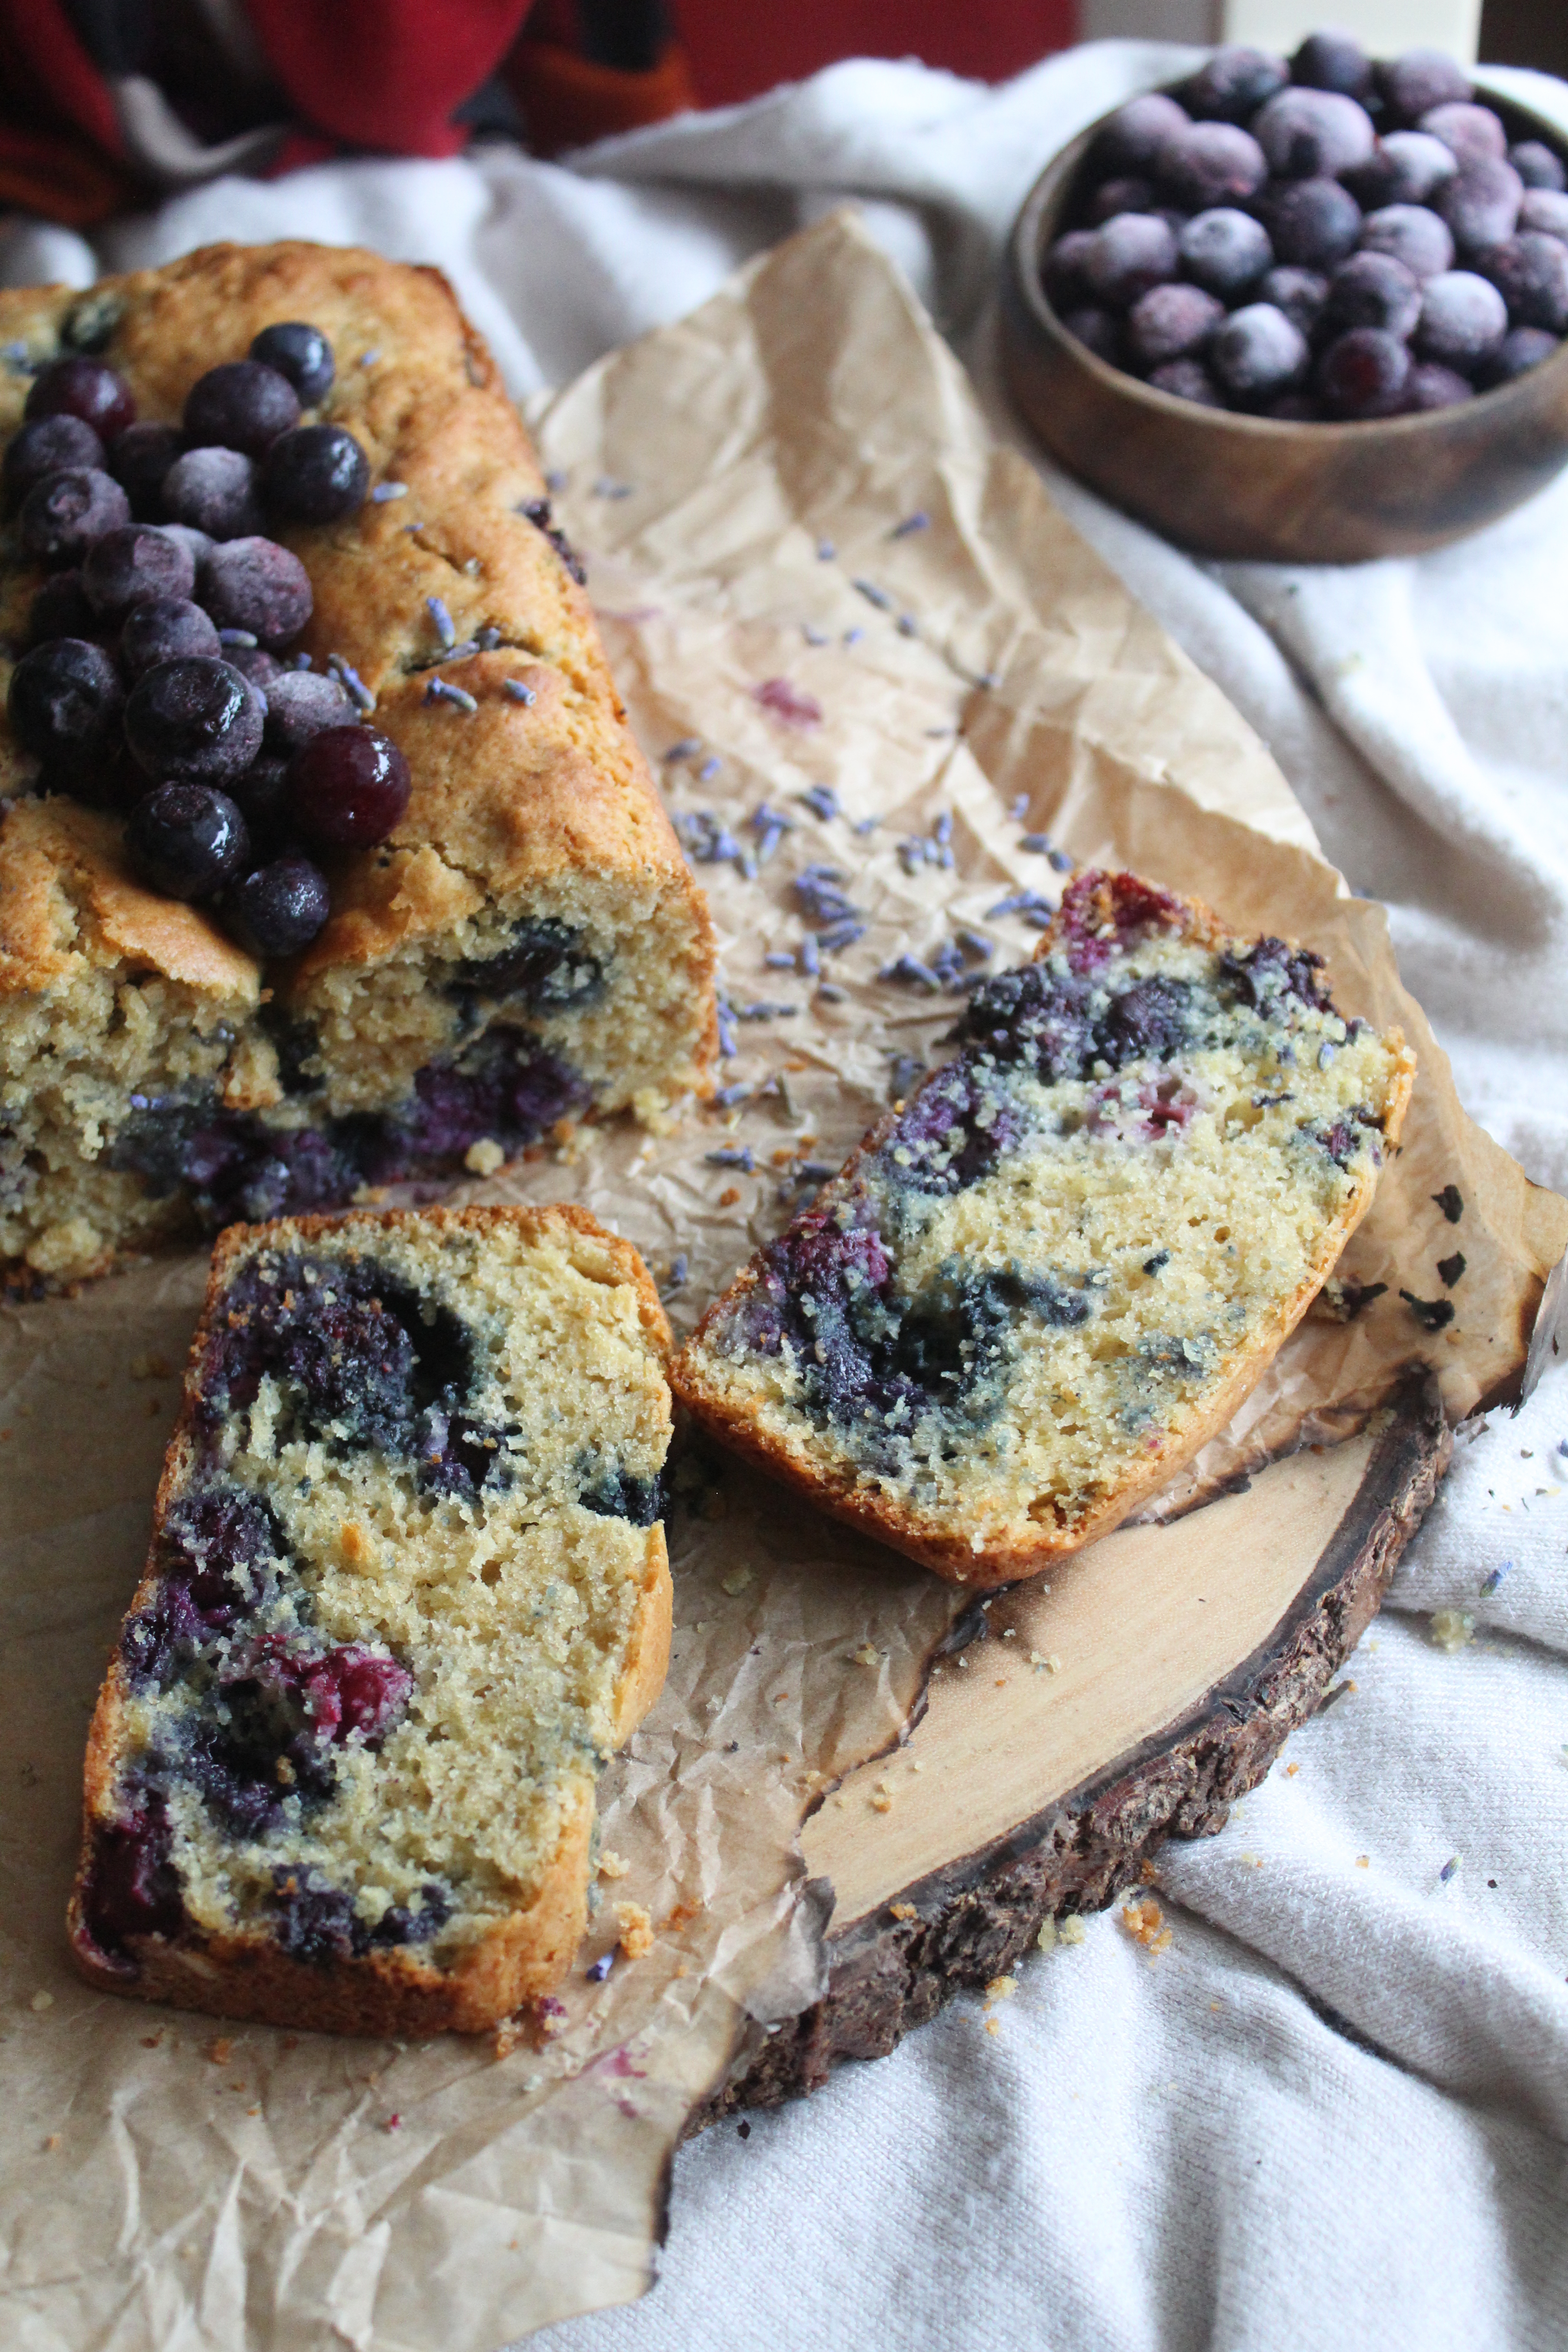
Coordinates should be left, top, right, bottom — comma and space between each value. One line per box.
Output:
124, 656, 265, 785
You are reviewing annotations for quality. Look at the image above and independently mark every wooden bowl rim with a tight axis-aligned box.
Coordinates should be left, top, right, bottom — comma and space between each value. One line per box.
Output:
1006, 73, 1568, 446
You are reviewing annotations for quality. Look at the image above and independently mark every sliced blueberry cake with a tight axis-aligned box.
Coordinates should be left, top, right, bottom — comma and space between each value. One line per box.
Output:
0, 242, 714, 1290
70, 1205, 674, 2034
672, 871, 1415, 1585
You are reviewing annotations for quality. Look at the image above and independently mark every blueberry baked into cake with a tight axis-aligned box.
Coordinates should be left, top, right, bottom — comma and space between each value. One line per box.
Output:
673, 871, 1415, 1585
69, 1205, 673, 2034
0, 242, 714, 1290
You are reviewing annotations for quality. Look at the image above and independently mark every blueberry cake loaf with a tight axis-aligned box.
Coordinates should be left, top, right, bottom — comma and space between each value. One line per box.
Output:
69, 1205, 674, 2034
0, 241, 714, 1290
673, 871, 1415, 1585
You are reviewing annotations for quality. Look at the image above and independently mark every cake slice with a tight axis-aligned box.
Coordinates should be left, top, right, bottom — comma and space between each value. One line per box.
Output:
69, 1205, 673, 2035
672, 870, 1416, 1585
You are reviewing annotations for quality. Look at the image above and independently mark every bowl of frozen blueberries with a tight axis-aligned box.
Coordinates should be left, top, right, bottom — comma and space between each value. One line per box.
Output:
1000, 34, 1568, 561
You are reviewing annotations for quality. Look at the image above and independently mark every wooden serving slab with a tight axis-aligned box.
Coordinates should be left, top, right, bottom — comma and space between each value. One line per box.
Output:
708, 1376, 1448, 2115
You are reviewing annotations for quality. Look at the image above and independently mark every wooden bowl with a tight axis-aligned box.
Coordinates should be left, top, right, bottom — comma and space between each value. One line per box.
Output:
1000, 82, 1568, 563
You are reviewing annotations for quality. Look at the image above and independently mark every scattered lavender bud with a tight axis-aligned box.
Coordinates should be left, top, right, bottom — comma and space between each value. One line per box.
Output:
1359, 203, 1454, 280
698, 755, 722, 782
1260, 265, 1330, 335
1511, 141, 1567, 193
1480, 233, 1568, 333
764, 949, 795, 969
1419, 102, 1506, 166
888, 1053, 925, 1102
1435, 158, 1523, 255
503, 678, 536, 704
1254, 87, 1375, 180
956, 929, 992, 959
881, 954, 942, 990
706, 1146, 755, 1171
1416, 270, 1509, 371
1178, 206, 1273, 298
1404, 362, 1475, 410
1088, 175, 1157, 224
1149, 360, 1225, 405
426, 595, 456, 650
1438, 1856, 1461, 1885
1377, 50, 1471, 128
816, 538, 835, 560
1325, 251, 1422, 339
798, 935, 820, 977
1182, 45, 1286, 123
1061, 307, 1121, 363
1477, 324, 1559, 385
1318, 326, 1412, 417
424, 677, 478, 712
1157, 121, 1268, 211
815, 919, 866, 952
891, 509, 929, 537
1290, 30, 1372, 101
816, 982, 846, 1003
663, 1253, 688, 1293
1083, 212, 1178, 310
1211, 303, 1310, 398
1093, 91, 1190, 176
1263, 177, 1363, 269
663, 737, 700, 761
799, 784, 838, 821
852, 578, 892, 611
586, 1954, 614, 1983
1125, 281, 1226, 369
1520, 189, 1568, 243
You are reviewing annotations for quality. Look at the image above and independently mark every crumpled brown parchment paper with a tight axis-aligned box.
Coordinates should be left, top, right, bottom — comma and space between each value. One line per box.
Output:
2, 211, 1563, 2352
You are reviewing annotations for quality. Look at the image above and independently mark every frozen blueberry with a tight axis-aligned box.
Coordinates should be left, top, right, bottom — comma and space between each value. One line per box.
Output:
82, 523, 196, 621
263, 424, 369, 525
6, 637, 123, 775
1263, 177, 1363, 269
1316, 327, 1412, 417
260, 667, 356, 754
225, 754, 292, 838
104, 422, 181, 524
1260, 266, 1330, 335
249, 322, 335, 407
1358, 203, 1454, 280
1093, 92, 1190, 176
1088, 176, 1156, 224
1147, 358, 1225, 406
1123, 282, 1225, 371
1325, 251, 1421, 339
183, 360, 301, 459
1520, 189, 1568, 243
1043, 228, 1096, 309
1082, 212, 1178, 309
1290, 31, 1372, 101
1477, 324, 1560, 384
1510, 141, 1567, 193
128, 782, 250, 901
199, 535, 312, 648
1, 413, 103, 514
1060, 306, 1122, 363
18, 466, 131, 569
29, 569, 98, 645
223, 855, 332, 958
1434, 158, 1523, 255
1418, 101, 1506, 166
1210, 303, 1309, 399
1377, 50, 1470, 127
24, 355, 135, 441
1346, 129, 1457, 209
1253, 87, 1375, 180
1181, 45, 1286, 123
118, 595, 222, 678
286, 725, 410, 849
162, 446, 263, 541
1404, 361, 1475, 410
224, 645, 285, 690
124, 656, 265, 784
1415, 270, 1509, 371
1480, 233, 1568, 333
1157, 121, 1267, 211
1178, 206, 1272, 297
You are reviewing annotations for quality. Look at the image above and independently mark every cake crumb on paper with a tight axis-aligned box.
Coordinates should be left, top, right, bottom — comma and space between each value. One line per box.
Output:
463, 1138, 505, 1177
597, 1849, 628, 1880
615, 1902, 655, 1959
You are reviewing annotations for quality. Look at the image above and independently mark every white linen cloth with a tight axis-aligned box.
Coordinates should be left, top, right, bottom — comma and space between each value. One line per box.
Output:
5, 42, 1566, 2351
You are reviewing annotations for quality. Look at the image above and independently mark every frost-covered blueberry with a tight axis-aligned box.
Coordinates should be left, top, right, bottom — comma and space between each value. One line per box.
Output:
1178, 206, 1273, 298
1148, 358, 1225, 406
162, 446, 263, 541
118, 595, 222, 678
124, 655, 265, 783
83, 522, 195, 621
263, 424, 370, 524
225, 754, 292, 837
1418, 101, 1506, 166
184, 360, 301, 457
199, 535, 312, 648
1481, 232, 1568, 333
1404, 361, 1475, 410
1061, 306, 1121, 363
1088, 176, 1156, 224
1124, 282, 1224, 371
249, 321, 335, 407
1317, 326, 1412, 417
260, 667, 356, 754
286, 725, 411, 849
1093, 91, 1189, 176
6, 636, 123, 775
1254, 87, 1375, 180
1082, 212, 1178, 309
1415, 270, 1509, 371
107, 421, 183, 520
1346, 129, 1457, 208
1520, 189, 1568, 243
1435, 158, 1523, 255
128, 782, 250, 900
1259, 265, 1329, 335
29, 569, 98, 645
1477, 323, 1560, 385
19, 466, 130, 568
1263, 176, 1363, 269
24, 355, 135, 441
1181, 44, 1286, 123
1043, 228, 1096, 309
1511, 141, 1567, 193
1210, 302, 1309, 399
224, 645, 284, 690
224, 854, 332, 958
1, 412, 103, 514
1290, 30, 1372, 100
157, 521, 213, 573
1325, 251, 1422, 339
1157, 120, 1268, 211
1377, 50, 1470, 127
1358, 203, 1453, 280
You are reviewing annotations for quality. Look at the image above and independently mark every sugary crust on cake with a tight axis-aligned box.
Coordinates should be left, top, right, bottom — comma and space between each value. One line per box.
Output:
672, 876, 1415, 1586
69, 1203, 674, 2034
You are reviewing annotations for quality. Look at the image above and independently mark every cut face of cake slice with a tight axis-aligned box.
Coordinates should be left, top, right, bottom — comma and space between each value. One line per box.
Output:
672, 871, 1416, 1586
69, 1205, 673, 2035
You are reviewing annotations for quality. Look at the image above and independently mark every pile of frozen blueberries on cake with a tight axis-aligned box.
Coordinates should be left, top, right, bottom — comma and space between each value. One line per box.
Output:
1042, 36, 1568, 416
3, 320, 405, 957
